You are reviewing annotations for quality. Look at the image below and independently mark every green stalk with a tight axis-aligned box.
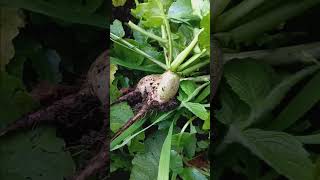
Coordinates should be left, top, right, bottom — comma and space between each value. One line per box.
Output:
155, 0, 173, 64
171, 29, 204, 71
180, 60, 210, 76
177, 49, 207, 71
180, 75, 210, 82
110, 33, 167, 69
223, 0, 320, 43
162, 25, 170, 68
128, 21, 167, 43
216, 0, 266, 32
224, 42, 320, 65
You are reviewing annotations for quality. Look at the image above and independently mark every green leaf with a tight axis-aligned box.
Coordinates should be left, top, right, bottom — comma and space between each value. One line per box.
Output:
131, 0, 172, 27
268, 70, 320, 130
111, 19, 125, 38
112, 0, 127, 7
172, 132, 196, 158
111, 56, 163, 73
110, 63, 118, 84
180, 80, 197, 97
0, 127, 75, 180
111, 111, 174, 151
202, 112, 210, 130
215, 85, 250, 125
191, 0, 210, 19
199, 13, 210, 50
182, 102, 209, 121
110, 152, 131, 173
157, 121, 174, 180
0, 72, 38, 128
1, 0, 107, 28
130, 152, 159, 180
224, 60, 275, 109
168, 0, 195, 22
110, 102, 134, 132
179, 167, 207, 180
239, 128, 314, 180
170, 150, 183, 173
0, 7, 25, 72
129, 133, 145, 154
130, 130, 167, 180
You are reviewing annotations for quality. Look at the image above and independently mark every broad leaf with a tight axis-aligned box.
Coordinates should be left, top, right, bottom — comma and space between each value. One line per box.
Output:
239, 129, 314, 180
110, 102, 134, 132
111, 19, 125, 38
0, 7, 24, 71
0, 127, 75, 180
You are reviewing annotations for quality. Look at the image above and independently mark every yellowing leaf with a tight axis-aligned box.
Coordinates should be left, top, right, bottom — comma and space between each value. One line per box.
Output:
112, 0, 127, 7
110, 63, 118, 84
0, 8, 25, 72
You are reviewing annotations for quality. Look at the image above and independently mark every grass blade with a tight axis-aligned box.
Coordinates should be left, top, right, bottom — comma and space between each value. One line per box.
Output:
157, 121, 174, 180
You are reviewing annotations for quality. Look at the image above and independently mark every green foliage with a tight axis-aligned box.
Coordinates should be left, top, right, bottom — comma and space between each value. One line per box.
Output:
0, 1, 106, 179
0, 127, 75, 180
110, 0, 210, 178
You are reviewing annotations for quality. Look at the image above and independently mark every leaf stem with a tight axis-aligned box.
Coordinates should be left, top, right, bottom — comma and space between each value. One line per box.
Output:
162, 25, 170, 68
128, 21, 167, 43
110, 33, 167, 69
180, 75, 210, 82
180, 60, 210, 76
177, 49, 207, 71
171, 29, 204, 71
155, 0, 173, 64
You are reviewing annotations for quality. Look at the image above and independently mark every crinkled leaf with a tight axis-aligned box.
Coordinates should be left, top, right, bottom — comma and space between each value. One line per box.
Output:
224, 60, 275, 109
199, 13, 210, 50
239, 129, 314, 180
202, 112, 210, 130
0, 7, 25, 71
191, 0, 210, 19
110, 102, 134, 132
172, 132, 196, 158
168, 0, 195, 22
131, 0, 172, 27
179, 167, 207, 180
129, 133, 145, 154
0, 127, 75, 180
110, 63, 118, 84
0, 72, 38, 128
112, 0, 127, 7
215, 84, 250, 125
170, 150, 183, 173
111, 19, 125, 38
130, 130, 167, 180
110, 153, 131, 173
